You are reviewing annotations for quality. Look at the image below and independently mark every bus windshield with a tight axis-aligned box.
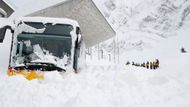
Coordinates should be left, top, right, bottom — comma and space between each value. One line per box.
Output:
15, 23, 73, 65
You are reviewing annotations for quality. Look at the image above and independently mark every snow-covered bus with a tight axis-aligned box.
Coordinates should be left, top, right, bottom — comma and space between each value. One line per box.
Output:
0, 17, 84, 80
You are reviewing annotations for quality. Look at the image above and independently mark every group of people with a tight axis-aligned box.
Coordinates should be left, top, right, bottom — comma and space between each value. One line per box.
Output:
126, 59, 160, 70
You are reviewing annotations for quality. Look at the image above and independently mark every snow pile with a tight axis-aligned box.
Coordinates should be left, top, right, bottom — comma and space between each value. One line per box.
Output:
31, 44, 68, 69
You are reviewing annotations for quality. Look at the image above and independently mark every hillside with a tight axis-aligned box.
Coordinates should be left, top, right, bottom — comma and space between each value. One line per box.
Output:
91, 0, 190, 59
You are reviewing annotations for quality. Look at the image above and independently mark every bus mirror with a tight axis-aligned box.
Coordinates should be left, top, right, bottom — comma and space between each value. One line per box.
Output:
76, 27, 80, 35
0, 26, 7, 43
0, 25, 13, 43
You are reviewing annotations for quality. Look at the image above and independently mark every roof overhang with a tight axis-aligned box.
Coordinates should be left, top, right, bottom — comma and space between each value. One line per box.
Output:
28, 0, 115, 47
0, 0, 14, 17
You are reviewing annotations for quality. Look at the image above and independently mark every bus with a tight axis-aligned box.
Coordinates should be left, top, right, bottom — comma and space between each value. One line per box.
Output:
0, 17, 84, 80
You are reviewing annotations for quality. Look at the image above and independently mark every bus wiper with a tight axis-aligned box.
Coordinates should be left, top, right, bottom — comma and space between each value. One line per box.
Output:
14, 62, 66, 72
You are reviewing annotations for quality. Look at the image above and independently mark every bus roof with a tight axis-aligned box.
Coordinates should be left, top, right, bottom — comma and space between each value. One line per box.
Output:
17, 17, 79, 27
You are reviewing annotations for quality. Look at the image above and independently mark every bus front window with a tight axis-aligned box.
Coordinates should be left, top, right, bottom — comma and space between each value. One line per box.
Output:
14, 23, 73, 67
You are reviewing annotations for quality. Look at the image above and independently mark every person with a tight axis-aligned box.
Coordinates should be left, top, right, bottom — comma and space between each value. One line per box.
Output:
181, 47, 187, 53
155, 59, 159, 68
132, 62, 135, 66
126, 61, 130, 65
146, 61, 149, 69
141, 63, 145, 67
153, 62, 156, 70
150, 62, 153, 69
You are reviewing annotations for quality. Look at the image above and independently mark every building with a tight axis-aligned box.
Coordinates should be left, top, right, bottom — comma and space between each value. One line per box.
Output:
0, 0, 14, 17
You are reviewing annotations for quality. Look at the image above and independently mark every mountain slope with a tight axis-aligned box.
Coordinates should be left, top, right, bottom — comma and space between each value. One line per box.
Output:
93, 0, 190, 56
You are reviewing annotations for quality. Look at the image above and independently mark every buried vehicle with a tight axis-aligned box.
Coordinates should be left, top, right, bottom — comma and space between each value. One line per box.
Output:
1, 17, 84, 80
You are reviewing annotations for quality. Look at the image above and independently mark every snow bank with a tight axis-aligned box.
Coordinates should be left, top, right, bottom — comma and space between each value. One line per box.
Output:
1, 50, 190, 107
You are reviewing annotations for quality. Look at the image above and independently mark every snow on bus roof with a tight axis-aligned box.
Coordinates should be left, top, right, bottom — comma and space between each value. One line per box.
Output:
17, 17, 79, 27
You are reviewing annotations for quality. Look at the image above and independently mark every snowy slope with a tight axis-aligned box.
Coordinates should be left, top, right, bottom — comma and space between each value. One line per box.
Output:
93, 0, 190, 55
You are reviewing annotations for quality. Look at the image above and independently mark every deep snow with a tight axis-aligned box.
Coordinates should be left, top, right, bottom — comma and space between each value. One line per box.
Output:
0, 23, 190, 107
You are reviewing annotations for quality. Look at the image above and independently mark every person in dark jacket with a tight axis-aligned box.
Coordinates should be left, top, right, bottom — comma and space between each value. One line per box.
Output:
155, 59, 159, 69
146, 61, 149, 69
153, 62, 156, 69
126, 61, 130, 65
181, 47, 187, 53
150, 62, 153, 69
132, 62, 135, 66
141, 62, 145, 67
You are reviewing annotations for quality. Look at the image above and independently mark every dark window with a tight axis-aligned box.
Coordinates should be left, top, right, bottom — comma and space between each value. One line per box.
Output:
16, 23, 73, 60
24, 22, 73, 36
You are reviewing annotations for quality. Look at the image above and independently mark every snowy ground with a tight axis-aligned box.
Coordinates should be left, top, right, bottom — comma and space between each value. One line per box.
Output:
0, 23, 190, 107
